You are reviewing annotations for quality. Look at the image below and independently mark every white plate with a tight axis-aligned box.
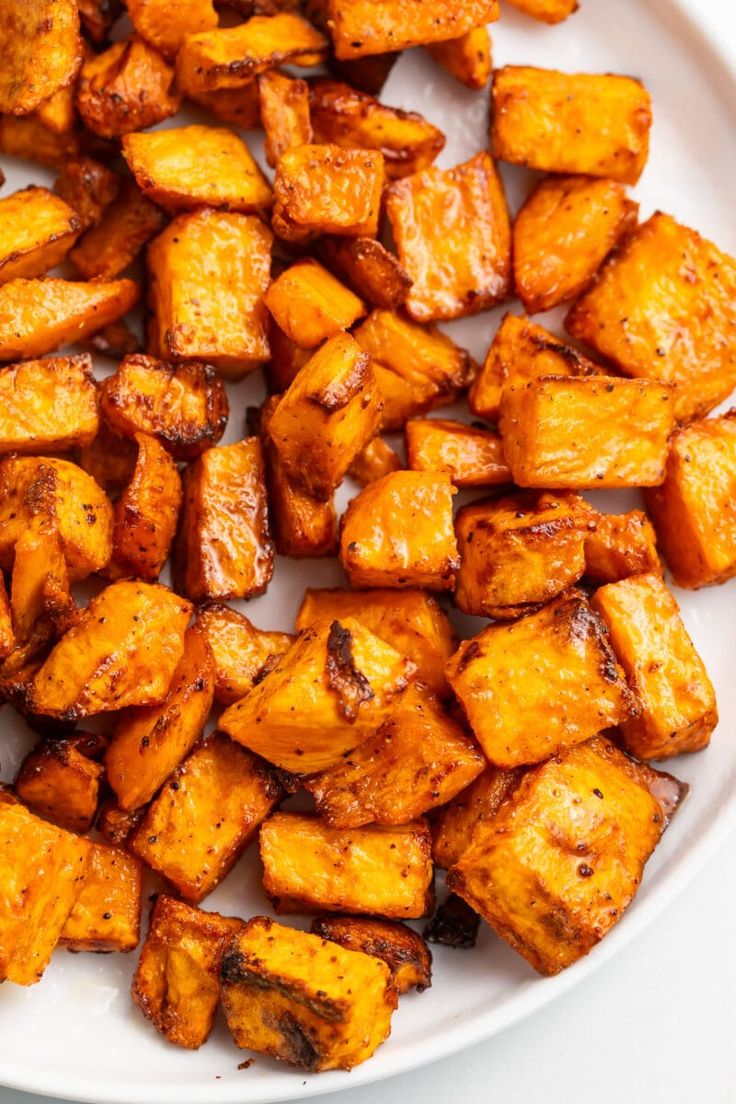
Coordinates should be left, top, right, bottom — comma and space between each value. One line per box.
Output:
1, 1, 736, 1100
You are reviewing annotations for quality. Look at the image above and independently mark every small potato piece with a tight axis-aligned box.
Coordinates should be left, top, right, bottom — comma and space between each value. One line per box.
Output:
10, 514, 75, 652
432, 766, 521, 869
0, 187, 81, 282
30, 581, 192, 721
318, 237, 412, 309
406, 419, 510, 487
0, 277, 139, 361
513, 176, 638, 313
327, 0, 499, 59
130, 734, 283, 903
309, 79, 444, 180
446, 591, 634, 768
0, 355, 97, 455
506, 0, 578, 21
454, 491, 586, 619
220, 916, 396, 1070
127, 0, 217, 59
15, 739, 103, 833
174, 438, 274, 602
311, 916, 431, 993
566, 213, 736, 423
329, 51, 398, 96
32, 85, 75, 135
76, 36, 180, 138
147, 209, 272, 378
583, 509, 660, 583
272, 144, 384, 243
645, 412, 736, 588
264, 260, 365, 349
81, 321, 141, 360
60, 843, 142, 952
97, 801, 145, 848
78, 423, 137, 493
0, 115, 81, 169
54, 157, 120, 232
348, 437, 401, 486
592, 574, 717, 760
491, 67, 652, 184
387, 152, 510, 322
0, 576, 13, 659
188, 85, 261, 129
261, 814, 434, 918
197, 603, 294, 706
500, 376, 675, 489
132, 895, 242, 1050
426, 27, 492, 90
0, 0, 82, 116
0, 802, 90, 985
258, 70, 312, 167
70, 179, 164, 281
341, 471, 459, 591
110, 432, 182, 582
123, 126, 271, 213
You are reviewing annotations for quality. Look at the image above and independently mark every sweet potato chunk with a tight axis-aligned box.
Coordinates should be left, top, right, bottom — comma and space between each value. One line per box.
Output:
130, 734, 282, 903
69, 179, 164, 281
59, 843, 142, 953
447, 737, 683, 975
81, 320, 141, 360
272, 144, 384, 243
33, 84, 76, 135
566, 213, 736, 422
127, 0, 218, 59
318, 237, 412, 309
54, 157, 119, 232
220, 916, 396, 1070
491, 66, 652, 184
78, 423, 137, 494
132, 895, 242, 1050
97, 800, 145, 848
513, 176, 638, 313
446, 591, 634, 767
582, 509, 660, 583
0, 802, 89, 985
187, 84, 261, 129
406, 419, 510, 487
15, 738, 102, 833
348, 437, 401, 486
0, 0, 82, 116
9, 513, 75, 658
0, 355, 97, 455
0, 187, 81, 282
108, 434, 182, 581
327, 0, 499, 59
30, 581, 192, 721
265, 321, 312, 393
506, 0, 578, 21
386, 152, 510, 322
264, 260, 365, 349
123, 126, 271, 213
592, 574, 717, 760
426, 26, 492, 90
0, 576, 13, 659
309, 79, 444, 180
0, 114, 81, 169
147, 209, 272, 378
197, 603, 294, 706
432, 766, 521, 869
500, 376, 675, 489
311, 916, 431, 993
77, 0, 124, 42
76, 36, 180, 138
341, 471, 459, 591
258, 69, 312, 167
0, 277, 139, 361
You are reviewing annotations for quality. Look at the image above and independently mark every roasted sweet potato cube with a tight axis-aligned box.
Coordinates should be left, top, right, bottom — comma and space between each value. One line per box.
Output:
447, 737, 682, 975
69, 179, 164, 281
327, 0, 499, 59
258, 69, 312, 167
109, 433, 182, 581
500, 376, 675, 489
97, 800, 145, 848
220, 916, 396, 1070
15, 739, 102, 833
264, 260, 365, 349
446, 591, 634, 767
10, 514, 75, 657
592, 574, 717, 760
127, 0, 218, 59
174, 438, 273, 602
272, 144, 384, 243
513, 176, 638, 314
341, 471, 459, 590
426, 26, 492, 90
432, 766, 521, 868
54, 157, 119, 232
197, 603, 294, 706
406, 418, 510, 487
491, 66, 652, 184
132, 895, 242, 1050
0, 802, 90, 985
582, 508, 660, 583
506, 0, 578, 21
187, 84, 261, 129
0, 277, 139, 361
0, 116, 81, 171
147, 209, 272, 378
130, 734, 282, 903
311, 916, 431, 993
348, 437, 401, 486
30, 581, 191, 721
0, 187, 81, 282
0, 575, 13, 659
78, 422, 137, 494
318, 236, 411, 310
566, 213, 736, 422
123, 126, 271, 213
0, 0, 82, 115
59, 843, 142, 952
76, 35, 180, 138
0, 355, 97, 456
309, 79, 444, 180
386, 152, 510, 322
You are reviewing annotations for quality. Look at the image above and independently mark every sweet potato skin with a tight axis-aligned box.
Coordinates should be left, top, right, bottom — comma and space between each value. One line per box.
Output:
59, 843, 142, 953
15, 740, 102, 833
432, 766, 521, 869
0, 186, 82, 282
327, 0, 499, 59
426, 26, 492, 90
0, 355, 97, 455
258, 69, 312, 167
272, 144, 384, 243
69, 178, 164, 281
264, 260, 365, 349
406, 418, 510, 487
197, 602, 294, 706
311, 915, 431, 993
110, 433, 182, 582
76, 35, 180, 138
0, 0, 82, 116
318, 237, 412, 309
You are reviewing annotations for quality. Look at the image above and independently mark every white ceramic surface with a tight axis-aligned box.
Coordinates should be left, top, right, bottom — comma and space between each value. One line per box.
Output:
1, 1, 735, 1101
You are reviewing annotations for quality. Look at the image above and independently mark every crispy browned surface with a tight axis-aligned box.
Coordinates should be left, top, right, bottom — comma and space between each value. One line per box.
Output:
127, 0, 218, 59
426, 26, 492, 89
0, 0, 82, 115
348, 437, 401, 486
327, 0, 499, 59
582, 509, 660, 583
59, 843, 142, 952
423, 893, 480, 948
0, 355, 97, 455
197, 602, 294, 706
328, 51, 398, 96
109, 433, 181, 581
78, 422, 137, 493
258, 69, 312, 166
76, 35, 180, 138
264, 260, 365, 349
272, 144, 384, 243
69, 178, 164, 281
506, 0, 578, 21
0, 186, 81, 282
9, 513, 75, 660
81, 321, 141, 360
405, 418, 509, 487
54, 157, 120, 232
15, 739, 102, 833
97, 800, 145, 848
432, 766, 521, 869
318, 237, 412, 309
311, 915, 431, 993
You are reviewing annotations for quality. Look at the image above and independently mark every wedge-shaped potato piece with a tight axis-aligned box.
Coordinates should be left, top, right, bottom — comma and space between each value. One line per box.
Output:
127, 0, 217, 59
327, 0, 499, 59
592, 574, 717, 760
513, 176, 638, 314
446, 591, 635, 768
311, 916, 431, 993
0, 115, 80, 169
0, 277, 139, 361
354, 309, 475, 430
506, 0, 578, 21
30, 581, 192, 721
406, 418, 509, 487
426, 27, 492, 90
432, 766, 521, 869
645, 412, 736, 588
309, 79, 444, 180
0, 187, 81, 282
220, 916, 396, 1070
15, 738, 102, 833
97, 800, 145, 848
349, 437, 401, 486
130, 735, 283, 903
0, 0, 82, 115
492, 66, 652, 184
566, 213, 736, 422
109, 433, 182, 582
265, 260, 365, 350
198, 603, 294, 707
69, 179, 164, 281
105, 623, 214, 810
272, 144, 384, 243
174, 438, 273, 602
0, 802, 90, 985
9, 514, 75, 657
500, 376, 675, 489
123, 126, 271, 213
0, 575, 13, 659
387, 152, 510, 323
132, 895, 242, 1050
77, 36, 180, 138
147, 210, 271, 378
0, 355, 97, 455
448, 737, 685, 975
59, 843, 142, 953
582, 508, 660, 583
341, 471, 459, 590
54, 157, 119, 232
318, 237, 412, 310
258, 69, 312, 167
78, 422, 137, 494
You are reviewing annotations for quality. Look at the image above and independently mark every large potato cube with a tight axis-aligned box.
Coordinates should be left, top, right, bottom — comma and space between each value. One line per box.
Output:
59, 843, 142, 953
15, 739, 103, 833
264, 259, 365, 349
197, 603, 294, 707
405, 418, 510, 487
311, 915, 431, 993
272, 144, 384, 243
0, 355, 97, 455
0, 186, 81, 282
327, 0, 499, 59
432, 766, 521, 869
